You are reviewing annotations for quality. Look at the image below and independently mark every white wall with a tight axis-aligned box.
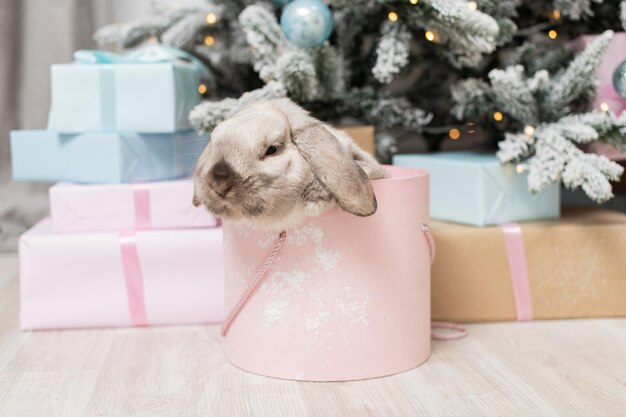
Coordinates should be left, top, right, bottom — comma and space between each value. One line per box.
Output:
91, 0, 152, 27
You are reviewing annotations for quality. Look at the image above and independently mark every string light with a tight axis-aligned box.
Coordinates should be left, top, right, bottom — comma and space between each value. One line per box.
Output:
388, 11, 399, 22
493, 111, 504, 122
548, 29, 558, 39
409, 0, 419, 4
516, 164, 527, 174
204, 35, 215, 46
467, 1, 477, 11
425, 31, 437, 42
524, 125, 535, 137
600, 102, 610, 112
449, 128, 461, 140
551, 9, 561, 20
148, 35, 158, 43
198, 83, 207, 94
205, 12, 217, 25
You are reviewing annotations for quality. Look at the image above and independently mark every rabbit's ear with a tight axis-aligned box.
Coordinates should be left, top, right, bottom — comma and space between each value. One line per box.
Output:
291, 124, 377, 217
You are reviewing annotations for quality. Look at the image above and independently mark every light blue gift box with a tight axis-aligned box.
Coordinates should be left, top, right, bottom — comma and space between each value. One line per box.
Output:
47, 47, 207, 133
393, 152, 560, 226
11, 130, 208, 184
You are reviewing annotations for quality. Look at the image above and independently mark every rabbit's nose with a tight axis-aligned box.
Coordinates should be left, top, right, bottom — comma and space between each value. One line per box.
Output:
210, 180, 234, 198
211, 159, 234, 181
209, 159, 237, 198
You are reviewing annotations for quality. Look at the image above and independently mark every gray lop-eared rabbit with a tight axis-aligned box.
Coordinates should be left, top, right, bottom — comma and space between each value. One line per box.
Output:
193, 98, 387, 230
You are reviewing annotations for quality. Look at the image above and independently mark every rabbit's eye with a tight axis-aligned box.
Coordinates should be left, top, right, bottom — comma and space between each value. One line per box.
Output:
265, 145, 279, 156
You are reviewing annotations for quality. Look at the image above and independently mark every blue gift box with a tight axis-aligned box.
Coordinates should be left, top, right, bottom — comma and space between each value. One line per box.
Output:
47, 50, 203, 133
11, 130, 208, 184
393, 152, 560, 226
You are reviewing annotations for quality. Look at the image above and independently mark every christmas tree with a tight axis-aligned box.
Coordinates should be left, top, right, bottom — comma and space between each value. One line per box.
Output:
95, 0, 626, 202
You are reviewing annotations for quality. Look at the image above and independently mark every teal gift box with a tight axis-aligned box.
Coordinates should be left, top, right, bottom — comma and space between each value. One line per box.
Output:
11, 130, 208, 184
47, 46, 206, 133
393, 152, 560, 226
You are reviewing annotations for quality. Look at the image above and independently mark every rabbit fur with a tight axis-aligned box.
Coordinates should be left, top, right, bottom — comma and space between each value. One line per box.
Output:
193, 98, 387, 230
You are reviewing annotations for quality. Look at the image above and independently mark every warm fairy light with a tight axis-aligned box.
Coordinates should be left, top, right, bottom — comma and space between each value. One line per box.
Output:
493, 111, 504, 122
524, 125, 535, 136
425, 31, 436, 42
449, 128, 461, 140
204, 35, 215, 46
206, 12, 217, 25
388, 11, 399, 22
551, 9, 561, 20
600, 102, 610, 112
548, 30, 558, 39
198, 83, 207, 94
147, 35, 158, 42
409, 0, 419, 4
467, 1, 477, 11
516, 164, 526, 174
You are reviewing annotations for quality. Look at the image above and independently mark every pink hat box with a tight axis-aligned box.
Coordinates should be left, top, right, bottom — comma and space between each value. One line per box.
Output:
222, 166, 433, 381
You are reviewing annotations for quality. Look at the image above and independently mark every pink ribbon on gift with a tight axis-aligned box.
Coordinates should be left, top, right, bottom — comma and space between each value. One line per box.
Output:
119, 231, 148, 326
133, 185, 152, 230
117, 185, 151, 326
500, 222, 533, 321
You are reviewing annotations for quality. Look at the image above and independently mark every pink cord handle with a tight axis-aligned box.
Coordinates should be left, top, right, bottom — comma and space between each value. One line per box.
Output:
221, 224, 469, 342
431, 321, 469, 341
420, 223, 436, 265
422, 224, 468, 341
221, 231, 287, 337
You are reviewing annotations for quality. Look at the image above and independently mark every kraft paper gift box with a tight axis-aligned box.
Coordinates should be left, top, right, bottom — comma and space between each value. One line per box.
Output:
337, 125, 375, 156
10, 130, 207, 184
49, 179, 219, 232
393, 151, 560, 226
19, 219, 225, 330
431, 209, 626, 322
47, 47, 204, 133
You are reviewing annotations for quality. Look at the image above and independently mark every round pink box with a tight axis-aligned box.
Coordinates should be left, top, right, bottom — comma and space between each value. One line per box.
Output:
222, 166, 432, 381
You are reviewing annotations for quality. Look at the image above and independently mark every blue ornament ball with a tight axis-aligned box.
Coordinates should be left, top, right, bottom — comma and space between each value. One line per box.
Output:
273, 0, 294, 7
612, 60, 626, 99
280, 0, 333, 49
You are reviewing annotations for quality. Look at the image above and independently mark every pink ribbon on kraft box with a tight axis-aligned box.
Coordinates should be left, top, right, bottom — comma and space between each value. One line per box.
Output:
501, 222, 533, 321
19, 219, 225, 330
49, 179, 218, 233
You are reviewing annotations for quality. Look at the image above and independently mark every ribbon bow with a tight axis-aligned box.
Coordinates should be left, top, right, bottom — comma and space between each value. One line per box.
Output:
73, 45, 215, 88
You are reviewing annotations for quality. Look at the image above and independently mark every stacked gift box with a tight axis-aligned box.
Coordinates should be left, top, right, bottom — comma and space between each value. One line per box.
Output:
12, 46, 225, 330
394, 151, 626, 322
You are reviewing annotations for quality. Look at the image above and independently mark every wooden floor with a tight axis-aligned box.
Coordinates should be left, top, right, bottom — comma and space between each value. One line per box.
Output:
1, 252, 625, 417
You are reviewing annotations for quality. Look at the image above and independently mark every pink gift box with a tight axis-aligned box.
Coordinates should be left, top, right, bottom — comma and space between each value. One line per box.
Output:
222, 166, 432, 381
19, 219, 225, 330
49, 179, 219, 233
572, 32, 626, 160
